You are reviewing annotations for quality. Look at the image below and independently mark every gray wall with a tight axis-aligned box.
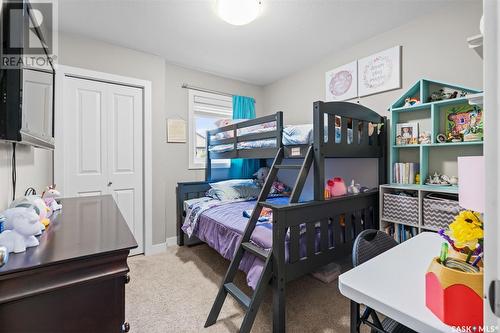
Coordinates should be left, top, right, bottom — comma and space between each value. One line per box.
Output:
57, 33, 263, 244
162, 63, 264, 240
262, 2, 483, 123
262, 2, 483, 180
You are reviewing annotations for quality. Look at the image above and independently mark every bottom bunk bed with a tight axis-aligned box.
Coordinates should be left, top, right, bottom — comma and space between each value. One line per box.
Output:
176, 181, 379, 330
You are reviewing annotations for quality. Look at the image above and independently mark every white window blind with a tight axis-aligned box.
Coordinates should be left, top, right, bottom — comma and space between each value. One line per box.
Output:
188, 89, 232, 169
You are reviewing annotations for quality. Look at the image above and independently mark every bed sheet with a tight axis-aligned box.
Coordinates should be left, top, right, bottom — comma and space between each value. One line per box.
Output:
182, 196, 340, 289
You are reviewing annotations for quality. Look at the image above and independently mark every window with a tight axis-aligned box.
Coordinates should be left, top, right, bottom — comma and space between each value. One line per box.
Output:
188, 89, 232, 169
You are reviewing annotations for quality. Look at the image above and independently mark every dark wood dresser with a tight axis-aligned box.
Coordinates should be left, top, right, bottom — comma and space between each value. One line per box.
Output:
0, 195, 137, 333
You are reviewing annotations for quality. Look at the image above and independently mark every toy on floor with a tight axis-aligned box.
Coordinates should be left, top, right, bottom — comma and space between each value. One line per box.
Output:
42, 185, 63, 212
0, 207, 41, 253
326, 177, 347, 198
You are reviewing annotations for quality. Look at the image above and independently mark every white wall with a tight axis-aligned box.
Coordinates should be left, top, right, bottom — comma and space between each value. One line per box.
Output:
263, 2, 483, 123
57, 33, 263, 243
0, 144, 53, 210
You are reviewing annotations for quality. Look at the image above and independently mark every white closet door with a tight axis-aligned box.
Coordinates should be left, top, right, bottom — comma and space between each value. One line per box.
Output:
63, 77, 144, 255
65, 78, 109, 197
107, 84, 143, 254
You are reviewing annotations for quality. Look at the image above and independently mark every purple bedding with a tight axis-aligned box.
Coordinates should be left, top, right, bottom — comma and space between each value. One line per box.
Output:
189, 197, 289, 290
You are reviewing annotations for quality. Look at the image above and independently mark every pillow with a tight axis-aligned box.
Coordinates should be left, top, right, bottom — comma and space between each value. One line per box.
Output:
209, 179, 261, 201
214, 119, 234, 139
205, 188, 220, 200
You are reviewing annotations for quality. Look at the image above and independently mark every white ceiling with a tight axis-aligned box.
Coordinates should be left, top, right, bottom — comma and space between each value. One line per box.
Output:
59, 0, 459, 86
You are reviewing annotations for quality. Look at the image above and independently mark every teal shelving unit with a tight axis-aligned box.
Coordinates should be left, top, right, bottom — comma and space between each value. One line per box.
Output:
388, 79, 483, 191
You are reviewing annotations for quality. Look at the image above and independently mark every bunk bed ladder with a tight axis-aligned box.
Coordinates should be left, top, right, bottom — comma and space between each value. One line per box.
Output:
205, 145, 314, 333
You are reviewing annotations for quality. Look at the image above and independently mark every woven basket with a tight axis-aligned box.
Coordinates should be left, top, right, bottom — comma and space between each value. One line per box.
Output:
423, 196, 462, 230
383, 193, 419, 226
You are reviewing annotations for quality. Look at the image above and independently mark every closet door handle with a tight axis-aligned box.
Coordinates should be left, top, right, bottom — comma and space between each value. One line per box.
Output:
107, 181, 113, 187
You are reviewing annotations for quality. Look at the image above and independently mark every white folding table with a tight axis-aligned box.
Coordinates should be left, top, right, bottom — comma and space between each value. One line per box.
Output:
339, 232, 454, 333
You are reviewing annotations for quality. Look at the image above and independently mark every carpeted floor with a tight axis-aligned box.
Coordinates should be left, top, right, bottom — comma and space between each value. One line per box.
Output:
126, 244, 368, 333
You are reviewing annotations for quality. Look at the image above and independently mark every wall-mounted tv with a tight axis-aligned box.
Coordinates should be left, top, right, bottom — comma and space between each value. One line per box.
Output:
0, 0, 55, 150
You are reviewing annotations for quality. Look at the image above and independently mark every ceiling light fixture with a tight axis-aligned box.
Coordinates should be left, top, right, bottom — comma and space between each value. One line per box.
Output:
215, 0, 263, 26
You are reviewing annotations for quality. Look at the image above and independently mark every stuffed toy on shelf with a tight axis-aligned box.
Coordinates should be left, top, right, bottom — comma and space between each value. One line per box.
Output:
326, 177, 347, 198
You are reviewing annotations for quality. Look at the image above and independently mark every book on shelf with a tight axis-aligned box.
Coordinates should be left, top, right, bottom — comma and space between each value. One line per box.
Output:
393, 162, 419, 184
384, 223, 418, 243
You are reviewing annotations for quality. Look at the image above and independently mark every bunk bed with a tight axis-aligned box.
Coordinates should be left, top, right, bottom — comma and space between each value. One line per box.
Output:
176, 101, 387, 332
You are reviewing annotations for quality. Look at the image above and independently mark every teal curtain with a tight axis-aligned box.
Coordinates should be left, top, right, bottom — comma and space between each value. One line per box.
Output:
230, 95, 259, 178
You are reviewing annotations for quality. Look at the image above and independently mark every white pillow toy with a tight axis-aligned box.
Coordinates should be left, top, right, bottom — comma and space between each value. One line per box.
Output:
5, 204, 45, 236
9, 202, 46, 235
0, 207, 41, 253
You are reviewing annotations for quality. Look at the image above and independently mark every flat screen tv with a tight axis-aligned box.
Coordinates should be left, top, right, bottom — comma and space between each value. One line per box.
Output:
0, 0, 55, 150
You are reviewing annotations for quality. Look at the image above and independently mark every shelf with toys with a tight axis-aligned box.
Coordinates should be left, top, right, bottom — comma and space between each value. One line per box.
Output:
382, 79, 483, 242
389, 79, 483, 188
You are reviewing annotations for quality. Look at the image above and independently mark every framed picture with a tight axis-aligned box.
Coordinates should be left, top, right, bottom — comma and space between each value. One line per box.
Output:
396, 122, 419, 145
358, 46, 401, 97
444, 104, 483, 142
167, 118, 187, 143
325, 61, 358, 101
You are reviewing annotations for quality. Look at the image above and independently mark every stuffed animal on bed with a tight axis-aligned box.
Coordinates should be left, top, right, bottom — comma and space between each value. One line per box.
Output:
253, 167, 270, 186
253, 167, 291, 195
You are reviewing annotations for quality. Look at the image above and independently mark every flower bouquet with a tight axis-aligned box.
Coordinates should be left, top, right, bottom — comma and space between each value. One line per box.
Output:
438, 210, 483, 265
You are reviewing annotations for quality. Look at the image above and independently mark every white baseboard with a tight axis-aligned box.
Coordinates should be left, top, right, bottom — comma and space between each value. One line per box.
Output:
146, 242, 166, 255
166, 236, 177, 247
144, 237, 177, 255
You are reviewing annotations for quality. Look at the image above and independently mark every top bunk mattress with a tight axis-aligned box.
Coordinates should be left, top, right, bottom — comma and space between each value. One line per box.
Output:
209, 124, 353, 153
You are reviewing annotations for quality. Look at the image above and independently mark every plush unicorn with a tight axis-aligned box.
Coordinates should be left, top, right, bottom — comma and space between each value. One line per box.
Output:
42, 185, 62, 212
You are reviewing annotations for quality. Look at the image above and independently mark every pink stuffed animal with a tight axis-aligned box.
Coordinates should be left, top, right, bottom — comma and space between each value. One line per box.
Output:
42, 185, 62, 213
327, 177, 347, 197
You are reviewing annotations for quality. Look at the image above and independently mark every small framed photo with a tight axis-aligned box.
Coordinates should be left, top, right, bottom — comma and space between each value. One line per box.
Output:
167, 119, 187, 143
396, 122, 419, 145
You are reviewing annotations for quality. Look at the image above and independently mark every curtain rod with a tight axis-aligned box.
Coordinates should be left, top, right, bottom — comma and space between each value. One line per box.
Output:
181, 83, 234, 98
181, 83, 256, 103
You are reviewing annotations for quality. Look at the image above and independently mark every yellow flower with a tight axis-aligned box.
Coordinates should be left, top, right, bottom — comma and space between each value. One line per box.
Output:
447, 210, 484, 249
458, 210, 483, 227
